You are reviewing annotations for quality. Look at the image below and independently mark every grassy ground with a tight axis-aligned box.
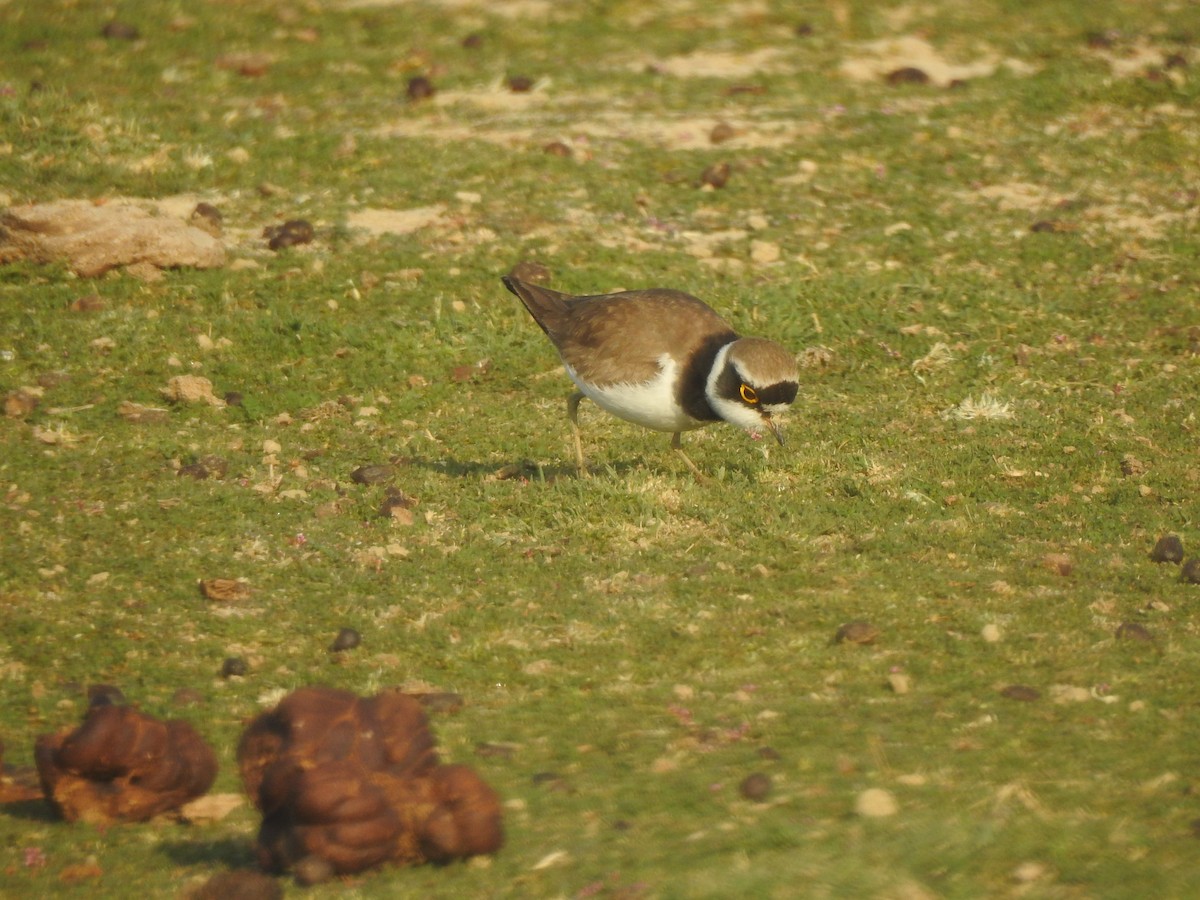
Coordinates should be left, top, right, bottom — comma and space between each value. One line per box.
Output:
2, 0, 1200, 896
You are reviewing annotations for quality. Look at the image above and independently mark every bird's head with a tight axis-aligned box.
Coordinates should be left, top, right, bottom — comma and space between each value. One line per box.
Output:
706, 338, 799, 444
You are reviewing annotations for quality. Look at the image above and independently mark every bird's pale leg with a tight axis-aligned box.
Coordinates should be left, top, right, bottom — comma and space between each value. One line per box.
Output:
670, 432, 708, 482
567, 391, 587, 475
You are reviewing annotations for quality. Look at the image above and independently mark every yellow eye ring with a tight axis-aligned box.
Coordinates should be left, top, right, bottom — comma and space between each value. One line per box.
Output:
740, 384, 758, 404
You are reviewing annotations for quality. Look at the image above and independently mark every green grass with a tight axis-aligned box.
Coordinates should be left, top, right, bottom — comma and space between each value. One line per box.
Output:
3, 0, 1200, 896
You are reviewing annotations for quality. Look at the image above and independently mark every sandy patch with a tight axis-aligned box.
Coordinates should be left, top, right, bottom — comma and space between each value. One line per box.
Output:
965, 181, 1193, 241
841, 35, 1034, 86
340, 0, 555, 17
345, 206, 446, 237
638, 47, 789, 79
377, 104, 817, 151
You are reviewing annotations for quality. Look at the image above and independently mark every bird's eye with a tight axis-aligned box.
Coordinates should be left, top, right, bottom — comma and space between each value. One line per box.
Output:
739, 384, 758, 404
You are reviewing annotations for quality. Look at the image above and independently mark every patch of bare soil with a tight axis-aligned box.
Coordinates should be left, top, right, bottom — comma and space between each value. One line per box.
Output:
840, 35, 1035, 86
0, 199, 225, 277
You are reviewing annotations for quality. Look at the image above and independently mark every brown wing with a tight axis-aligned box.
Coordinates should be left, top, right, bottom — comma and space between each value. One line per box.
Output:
504, 276, 737, 385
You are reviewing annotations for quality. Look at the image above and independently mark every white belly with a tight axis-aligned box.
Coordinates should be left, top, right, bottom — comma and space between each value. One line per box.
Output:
564, 357, 702, 433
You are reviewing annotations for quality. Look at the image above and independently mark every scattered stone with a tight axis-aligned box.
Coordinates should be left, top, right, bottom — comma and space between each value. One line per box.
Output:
1011, 861, 1049, 884
263, 219, 314, 251
179, 456, 229, 480
4, 388, 39, 419
981, 623, 1003, 643
1000, 684, 1041, 702
406, 75, 436, 101
1042, 553, 1073, 576
330, 627, 362, 652
161, 375, 224, 406
69, 293, 106, 312
699, 161, 731, 189
739, 772, 772, 802
1181, 559, 1200, 584
351, 464, 395, 485
507, 75, 535, 92
189, 203, 223, 238
1120, 454, 1147, 477
199, 578, 252, 602
835, 620, 879, 645
461, 33, 484, 50
221, 657, 249, 678
855, 787, 898, 817
886, 673, 912, 695
101, 21, 140, 41
380, 489, 416, 522
709, 121, 737, 144
543, 141, 573, 157
886, 66, 930, 85
1150, 534, 1184, 564
1116, 622, 1154, 643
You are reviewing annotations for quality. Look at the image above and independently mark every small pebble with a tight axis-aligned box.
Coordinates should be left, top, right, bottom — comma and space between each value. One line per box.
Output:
101, 21, 140, 41
461, 33, 484, 50
224, 391, 244, 407
855, 787, 898, 818
739, 772, 772, 802
981, 623, 1003, 643
885, 66, 929, 85
190, 203, 223, 237
406, 75, 436, 101
221, 657, 248, 678
699, 162, 731, 189
709, 121, 736, 144
1115, 622, 1154, 643
543, 141, 572, 157
330, 627, 362, 652
351, 464, 395, 485
264, 219, 314, 251
835, 620, 879, 645
1150, 534, 1184, 564
507, 75, 534, 93
293, 855, 334, 887
1182, 559, 1200, 584
886, 673, 911, 695
1000, 684, 1041, 702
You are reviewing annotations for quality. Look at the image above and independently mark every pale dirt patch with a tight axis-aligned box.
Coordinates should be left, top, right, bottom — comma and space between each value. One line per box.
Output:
378, 106, 817, 150
636, 46, 788, 79
344, 205, 447, 237
340, 0, 555, 17
840, 35, 1034, 86
965, 181, 1193, 241
1090, 38, 1187, 77
0, 199, 225, 277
